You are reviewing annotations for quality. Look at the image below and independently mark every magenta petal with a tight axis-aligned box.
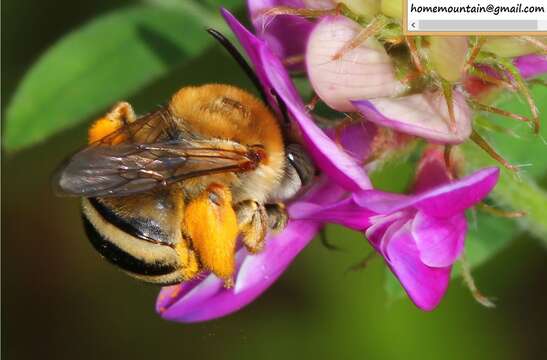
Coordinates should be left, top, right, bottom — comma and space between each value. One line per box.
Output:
290, 197, 374, 230
365, 212, 407, 250
234, 220, 320, 294
157, 275, 225, 322
248, 0, 314, 71
221, 9, 276, 106
289, 175, 371, 229
325, 121, 377, 164
159, 221, 320, 323
412, 148, 451, 193
355, 167, 499, 217
353, 190, 410, 214
384, 221, 451, 311
411, 211, 466, 267
412, 167, 499, 218
514, 54, 547, 79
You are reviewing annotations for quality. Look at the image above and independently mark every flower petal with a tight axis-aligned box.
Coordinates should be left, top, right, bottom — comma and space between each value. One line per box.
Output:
354, 167, 499, 217
353, 190, 410, 214
365, 211, 408, 249
290, 197, 374, 229
221, 8, 276, 106
158, 220, 321, 323
234, 220, 319, 294
324, 120, 377, 164
514, 54, 547, 79
248, 0, 315, 71
158, 221, 321, 323
157, 177, 345, 322
352, 90, 472, 144
384, 220, 451, 311
222, 9, 372, 191
411, 167, 499, 218
306, 16, 404, 112
411, 211, 466, 267
412, 146, 452, 193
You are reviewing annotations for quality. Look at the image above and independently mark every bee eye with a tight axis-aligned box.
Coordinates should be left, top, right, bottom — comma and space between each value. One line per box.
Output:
286, 144, 315, 187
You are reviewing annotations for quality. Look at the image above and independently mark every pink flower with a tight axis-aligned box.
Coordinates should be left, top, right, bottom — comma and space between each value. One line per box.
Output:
291, 149, 500, 310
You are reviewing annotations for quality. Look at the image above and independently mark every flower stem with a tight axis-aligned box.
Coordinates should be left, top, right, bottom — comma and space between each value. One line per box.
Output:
441, 80, 457, 132
497, 59, 540, 134
405, 36, 425, 73
469, 65, 515, 91
470, 100, 530, 123
459, 254, 496, 308
476, 202, 527, 218
470, 129, 518, 172
464, 36, 486, 72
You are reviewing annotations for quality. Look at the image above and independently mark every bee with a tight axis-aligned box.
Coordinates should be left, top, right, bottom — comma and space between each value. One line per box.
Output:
53, 29, 315, 287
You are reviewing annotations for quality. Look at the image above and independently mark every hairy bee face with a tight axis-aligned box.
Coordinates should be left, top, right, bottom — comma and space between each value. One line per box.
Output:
55, 84, 315, 287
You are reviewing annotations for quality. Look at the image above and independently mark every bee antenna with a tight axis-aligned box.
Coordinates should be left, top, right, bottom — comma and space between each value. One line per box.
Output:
206, 28, 268, 105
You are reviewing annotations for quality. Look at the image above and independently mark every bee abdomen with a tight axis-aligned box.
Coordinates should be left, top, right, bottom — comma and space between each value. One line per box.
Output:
82, 215, 175, 276
81, 198, 179, 277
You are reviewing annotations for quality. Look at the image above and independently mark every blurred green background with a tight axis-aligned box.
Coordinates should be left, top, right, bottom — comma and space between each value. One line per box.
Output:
2, 1, 546, 359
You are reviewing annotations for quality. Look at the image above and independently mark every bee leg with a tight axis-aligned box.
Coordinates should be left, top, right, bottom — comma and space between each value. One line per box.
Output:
265, 203, 288, 233
88, 102, 137, 144
209, 97, 251, 120
175, 239, 201, 281
235, 200, 268, 254
184, 184, 239, 287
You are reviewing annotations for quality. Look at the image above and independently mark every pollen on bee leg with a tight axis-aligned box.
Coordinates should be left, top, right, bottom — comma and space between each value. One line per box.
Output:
88, 102, 136, 144
184, 184, 238, 284
174, 241, 200, 281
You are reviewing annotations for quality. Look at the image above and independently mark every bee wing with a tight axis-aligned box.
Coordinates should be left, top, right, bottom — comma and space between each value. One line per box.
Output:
53, 140, 263, 197
92, 108, 180, 146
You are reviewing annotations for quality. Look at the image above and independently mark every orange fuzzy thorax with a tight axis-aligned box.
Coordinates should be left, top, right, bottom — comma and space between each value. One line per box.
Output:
169, 84, 284, 163
183, 183, 238, 284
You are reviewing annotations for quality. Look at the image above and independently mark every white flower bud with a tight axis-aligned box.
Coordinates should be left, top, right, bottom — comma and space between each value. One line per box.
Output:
306, 16, 405, 112
428, 36, 468, 82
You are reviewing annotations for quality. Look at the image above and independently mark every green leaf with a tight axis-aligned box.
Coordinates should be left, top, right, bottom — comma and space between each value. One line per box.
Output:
4, 4, 221, 151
